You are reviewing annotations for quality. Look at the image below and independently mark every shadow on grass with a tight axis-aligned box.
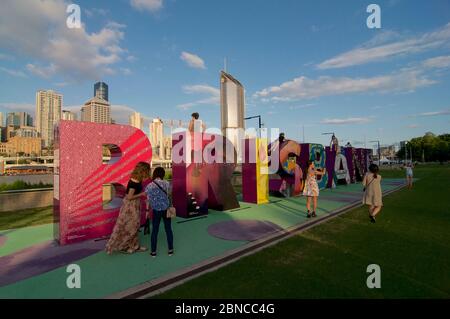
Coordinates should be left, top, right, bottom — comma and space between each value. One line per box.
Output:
0, 206, 53, 231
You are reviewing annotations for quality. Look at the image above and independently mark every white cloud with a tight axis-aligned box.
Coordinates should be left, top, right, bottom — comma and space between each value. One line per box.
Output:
177, 84, 219, 110
180, 51, 207, 69
126, 55, 137, 62
253, 69, 435, 102
0, 67, 27, 78
182, 84, 219, 96
26, 63, 57, 79
120, 68, 132, 75
85, 8, 109, 18
412, 109, 450, 117
320, 117, 373, 125
422, 55, 450, 69
0, 0, 128, 81
289, 103, 316, 110
130, 0, 163, 13
317, 23, 450, 69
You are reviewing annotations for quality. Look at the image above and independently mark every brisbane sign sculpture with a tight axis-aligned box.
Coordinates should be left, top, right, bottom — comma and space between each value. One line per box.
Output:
54, 121, 371, 245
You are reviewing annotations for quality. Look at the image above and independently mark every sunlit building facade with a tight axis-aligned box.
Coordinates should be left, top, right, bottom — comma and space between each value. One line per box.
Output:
220, 71, 245, 159
149, 118, 164, 159
129, 112, 144, 130
62, 110, 77, 121
81, 97, 111, 124
36, 90, 62, 147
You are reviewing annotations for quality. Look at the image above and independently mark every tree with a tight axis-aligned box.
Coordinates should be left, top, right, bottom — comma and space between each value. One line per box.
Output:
396, 132, 450, 162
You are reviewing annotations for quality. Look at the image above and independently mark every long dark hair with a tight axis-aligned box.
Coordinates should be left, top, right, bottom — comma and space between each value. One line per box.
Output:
303, 160, 313, 180
369, 163, 379, 179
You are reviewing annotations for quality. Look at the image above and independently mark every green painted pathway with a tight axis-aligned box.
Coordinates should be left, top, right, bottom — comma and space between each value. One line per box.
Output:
0, 179, 404, 298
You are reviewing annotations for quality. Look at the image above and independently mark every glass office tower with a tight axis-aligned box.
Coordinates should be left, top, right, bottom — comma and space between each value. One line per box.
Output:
6, 112, 33, 127
220, 71, 245, 161
94, 82, 109, 101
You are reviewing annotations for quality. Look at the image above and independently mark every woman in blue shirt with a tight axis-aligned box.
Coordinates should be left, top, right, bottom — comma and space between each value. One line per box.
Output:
145, 167, 174, 257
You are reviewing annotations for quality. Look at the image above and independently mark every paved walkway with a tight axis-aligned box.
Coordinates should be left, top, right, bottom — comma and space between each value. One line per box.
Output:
0, 179, 405, 298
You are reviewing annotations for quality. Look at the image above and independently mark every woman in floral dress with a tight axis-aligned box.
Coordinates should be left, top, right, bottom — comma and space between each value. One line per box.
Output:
303, 160, 326, 218
106, 162, 150, 254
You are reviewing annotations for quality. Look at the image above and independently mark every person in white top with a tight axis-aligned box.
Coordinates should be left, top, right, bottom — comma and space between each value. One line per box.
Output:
405, 163, 414, 189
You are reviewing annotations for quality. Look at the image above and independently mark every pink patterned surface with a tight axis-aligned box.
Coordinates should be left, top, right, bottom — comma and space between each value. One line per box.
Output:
54, 121, 152, 245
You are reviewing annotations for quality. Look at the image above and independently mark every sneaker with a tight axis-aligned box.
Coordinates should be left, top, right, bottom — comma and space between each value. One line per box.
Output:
307, 212, 312, 218
150, 252, 157, 257
168, 250, 174, 256
312, 211, 317, 217
369, 215, 376, 223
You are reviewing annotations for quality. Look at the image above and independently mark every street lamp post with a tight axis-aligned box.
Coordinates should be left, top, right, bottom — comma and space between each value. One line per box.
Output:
322, 132, 337, 150
244, 115, 263, 137
370, 140, 381, 166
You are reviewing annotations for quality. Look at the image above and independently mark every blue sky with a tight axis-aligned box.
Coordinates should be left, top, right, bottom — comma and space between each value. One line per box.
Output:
1, 0, 450, 148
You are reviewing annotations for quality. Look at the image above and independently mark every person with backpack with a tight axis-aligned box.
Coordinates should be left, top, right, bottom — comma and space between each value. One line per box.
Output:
363, 163, 383, 223
145, 167, 174, 257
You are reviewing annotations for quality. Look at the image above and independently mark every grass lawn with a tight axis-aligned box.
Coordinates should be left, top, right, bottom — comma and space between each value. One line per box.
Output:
155, 164, 450, 298
0, 206, 53, 231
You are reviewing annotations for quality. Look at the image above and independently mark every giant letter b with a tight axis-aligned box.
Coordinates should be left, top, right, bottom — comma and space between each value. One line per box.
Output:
54, 121, 152, 245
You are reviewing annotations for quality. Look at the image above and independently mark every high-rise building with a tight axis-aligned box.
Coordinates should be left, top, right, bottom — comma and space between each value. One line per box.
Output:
129, 112, 144, 130
94, 82, 109, 101
61, 110, 77, 121
163, 136, 172, 160
81, 97, 111, 124
149, 118, 164, 159
0, 112, 4, 127
220, 71, 245, 158
6, 112, 33, 127
36, 90, 62, 147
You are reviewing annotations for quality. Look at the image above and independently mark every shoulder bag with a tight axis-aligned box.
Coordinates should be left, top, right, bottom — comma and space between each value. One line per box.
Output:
153, 180, 177, 219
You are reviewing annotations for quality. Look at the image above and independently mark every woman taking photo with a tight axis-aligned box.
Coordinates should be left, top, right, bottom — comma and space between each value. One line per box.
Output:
145, 167, 174, 257
363, 163, 383, 223
303, 161, 326, 218
105, 162, 150, 254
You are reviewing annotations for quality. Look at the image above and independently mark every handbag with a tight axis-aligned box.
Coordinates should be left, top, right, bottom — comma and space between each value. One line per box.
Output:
153, 180, 177, 219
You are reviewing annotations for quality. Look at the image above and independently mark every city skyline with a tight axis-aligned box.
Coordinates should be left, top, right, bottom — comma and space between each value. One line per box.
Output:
0, 0, 449, 149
